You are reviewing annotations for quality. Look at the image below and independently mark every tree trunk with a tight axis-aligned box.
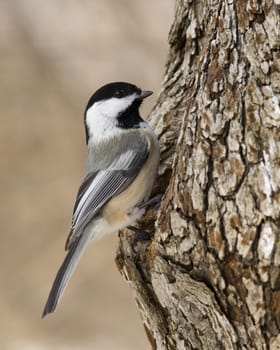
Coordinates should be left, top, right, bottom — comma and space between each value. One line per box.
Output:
116, 1, 280, 349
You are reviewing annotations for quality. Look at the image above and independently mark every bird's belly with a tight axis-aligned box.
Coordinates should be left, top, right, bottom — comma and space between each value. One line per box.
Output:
101, 175, 149, 227
87, 205, 144, 242
102, 149, 158, 229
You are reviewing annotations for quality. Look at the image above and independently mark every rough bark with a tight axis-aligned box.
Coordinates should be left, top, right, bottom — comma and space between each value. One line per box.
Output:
116, 1, 280, 349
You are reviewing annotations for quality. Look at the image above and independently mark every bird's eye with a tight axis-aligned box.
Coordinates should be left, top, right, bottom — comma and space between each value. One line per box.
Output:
115, 90, 124, 98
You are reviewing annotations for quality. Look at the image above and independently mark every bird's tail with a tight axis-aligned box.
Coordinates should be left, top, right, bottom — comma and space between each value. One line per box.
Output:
42, 230, 91, 318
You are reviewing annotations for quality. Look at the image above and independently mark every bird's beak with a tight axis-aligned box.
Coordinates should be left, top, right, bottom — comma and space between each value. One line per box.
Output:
139, 90, 153, 99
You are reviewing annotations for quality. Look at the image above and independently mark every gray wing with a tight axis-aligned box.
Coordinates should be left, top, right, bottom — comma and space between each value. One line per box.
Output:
42, 133, 149, 317
65, 145, 148, 250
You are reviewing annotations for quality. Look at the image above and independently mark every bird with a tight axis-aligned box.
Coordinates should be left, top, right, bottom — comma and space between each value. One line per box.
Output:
42, 82, 160, 317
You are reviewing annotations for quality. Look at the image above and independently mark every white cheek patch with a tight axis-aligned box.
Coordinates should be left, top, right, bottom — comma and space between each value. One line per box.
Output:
85, 110, 120, 142
90, 94, 138, 119
85, 94, 138, 142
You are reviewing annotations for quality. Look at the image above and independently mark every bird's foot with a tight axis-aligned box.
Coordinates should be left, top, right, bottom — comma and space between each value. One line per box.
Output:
138, 193, 163, 210
127, 225, 154, 242
127, 225, 154, 252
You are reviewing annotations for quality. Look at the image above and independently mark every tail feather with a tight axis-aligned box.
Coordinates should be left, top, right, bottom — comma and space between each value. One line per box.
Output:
42, 231, 91, 318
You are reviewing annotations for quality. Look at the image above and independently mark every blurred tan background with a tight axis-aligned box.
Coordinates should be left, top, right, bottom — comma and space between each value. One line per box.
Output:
0, 1, 173, 349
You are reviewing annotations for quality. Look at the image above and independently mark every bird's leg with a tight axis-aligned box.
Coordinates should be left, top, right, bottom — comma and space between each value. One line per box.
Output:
138, 193, 163, 210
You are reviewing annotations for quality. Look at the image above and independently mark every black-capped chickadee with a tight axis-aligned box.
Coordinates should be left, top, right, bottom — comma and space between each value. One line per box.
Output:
42, 82, 160, 317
